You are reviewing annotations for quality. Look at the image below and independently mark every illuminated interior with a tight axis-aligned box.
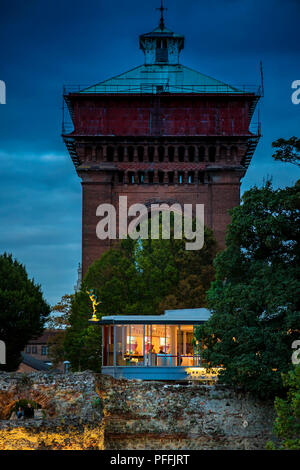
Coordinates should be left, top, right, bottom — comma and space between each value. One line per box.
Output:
102, 324, 202, 367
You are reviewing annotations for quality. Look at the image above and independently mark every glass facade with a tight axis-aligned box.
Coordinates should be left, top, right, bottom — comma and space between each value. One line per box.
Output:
102, 324, 202, 367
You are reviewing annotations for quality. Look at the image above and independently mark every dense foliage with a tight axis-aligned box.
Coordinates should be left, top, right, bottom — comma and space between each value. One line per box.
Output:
267, 365, 300, 450
63, 292, 102, 372
195, 181, 300, 399
64, 225, 217, 371
0, 253, 50, 371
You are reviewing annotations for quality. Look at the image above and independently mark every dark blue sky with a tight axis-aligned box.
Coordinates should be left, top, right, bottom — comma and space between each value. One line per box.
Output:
0, 0, 299, 306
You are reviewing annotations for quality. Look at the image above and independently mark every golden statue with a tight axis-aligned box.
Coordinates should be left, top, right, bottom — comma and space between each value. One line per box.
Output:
87, 289, 101, 322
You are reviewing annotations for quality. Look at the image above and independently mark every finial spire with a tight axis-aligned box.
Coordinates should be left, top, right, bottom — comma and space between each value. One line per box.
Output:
156, 0, 167, 30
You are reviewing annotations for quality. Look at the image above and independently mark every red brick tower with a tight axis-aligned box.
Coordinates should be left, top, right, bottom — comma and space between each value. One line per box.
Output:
63, 15, 261, 276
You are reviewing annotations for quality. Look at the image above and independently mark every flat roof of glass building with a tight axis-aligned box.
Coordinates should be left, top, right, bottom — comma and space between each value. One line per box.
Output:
98, 308, 211, 325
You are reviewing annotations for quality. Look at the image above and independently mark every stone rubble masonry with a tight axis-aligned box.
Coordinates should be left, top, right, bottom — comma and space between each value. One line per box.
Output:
0, 372, 274, 450
0, 371, 104, 450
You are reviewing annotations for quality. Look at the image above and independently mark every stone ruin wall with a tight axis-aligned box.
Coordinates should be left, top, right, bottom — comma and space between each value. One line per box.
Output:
0, 372, 275, 450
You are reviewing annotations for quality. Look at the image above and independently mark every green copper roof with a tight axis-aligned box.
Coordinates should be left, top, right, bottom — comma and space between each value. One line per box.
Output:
75, 21, 259, 96
80, 64, 243, 94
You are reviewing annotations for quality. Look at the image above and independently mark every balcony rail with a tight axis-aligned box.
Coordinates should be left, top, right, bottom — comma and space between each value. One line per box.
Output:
63, 83, 262, 96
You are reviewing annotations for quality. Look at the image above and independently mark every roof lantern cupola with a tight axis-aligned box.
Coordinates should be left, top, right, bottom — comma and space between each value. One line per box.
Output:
139, 1, 184, 65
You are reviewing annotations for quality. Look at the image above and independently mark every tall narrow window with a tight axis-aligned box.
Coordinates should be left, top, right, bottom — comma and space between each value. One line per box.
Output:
158, 171, 164, 184
188, 172, 194, 184
156, 39, 168, 63
138, 172, 144, 184
96, 146, 103, 160
128, 172, 135, 184
148, 171, 154, 184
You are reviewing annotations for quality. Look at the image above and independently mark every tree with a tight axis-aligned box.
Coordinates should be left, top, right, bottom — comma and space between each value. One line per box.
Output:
267, 365, 300, 450
0, 253, 50, 371
47, 294, 73, 330
65, 223, 217, 371
195, 181, 300, 399
84, 224, 216, 315
272, 137, 300, 167
47, 294, 73, 368
63, 291, 102, 372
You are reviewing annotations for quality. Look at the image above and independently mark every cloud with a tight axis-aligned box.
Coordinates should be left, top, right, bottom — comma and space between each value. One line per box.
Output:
0, 148, 81, 305
40, 153, 65, 162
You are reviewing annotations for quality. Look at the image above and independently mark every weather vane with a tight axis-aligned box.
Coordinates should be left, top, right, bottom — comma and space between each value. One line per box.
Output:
156, 0, 167, 30
87, 289, 101, 322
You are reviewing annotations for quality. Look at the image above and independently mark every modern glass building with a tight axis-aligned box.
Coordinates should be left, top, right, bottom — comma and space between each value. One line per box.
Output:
98, 308, 212, 381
